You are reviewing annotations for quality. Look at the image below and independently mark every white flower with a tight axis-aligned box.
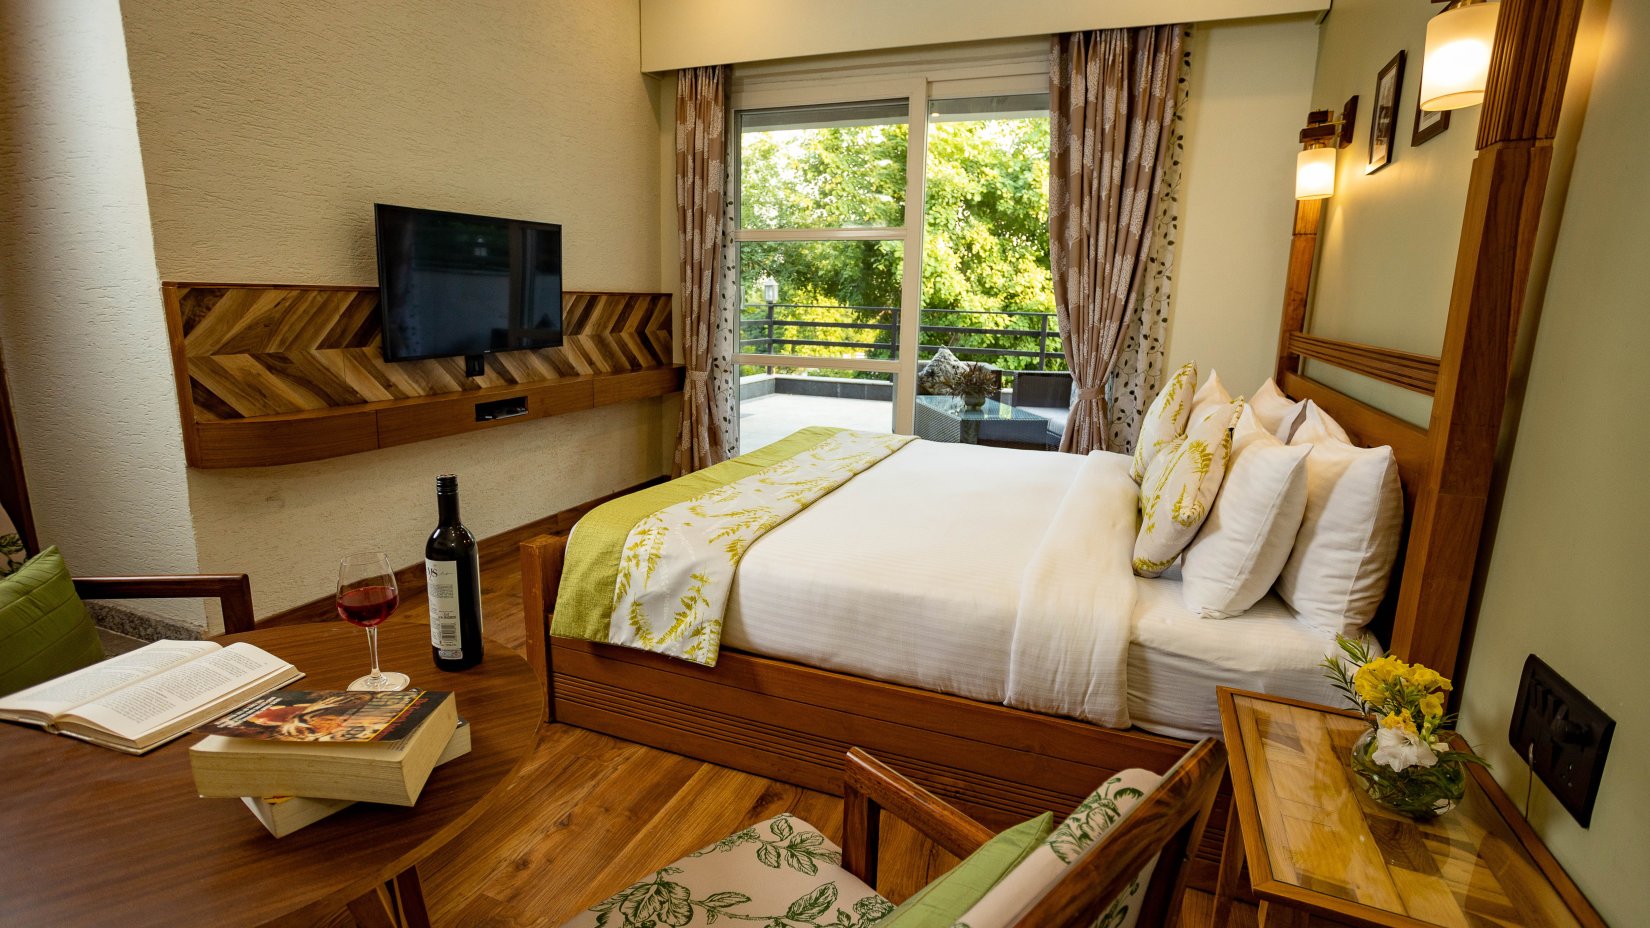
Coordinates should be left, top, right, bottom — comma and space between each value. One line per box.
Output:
1372, 726, 1440, 772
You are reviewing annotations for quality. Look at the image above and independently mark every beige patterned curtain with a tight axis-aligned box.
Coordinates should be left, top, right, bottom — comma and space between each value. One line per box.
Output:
674, 65, 731, 475
1107, 27, 1192, 452
1049, 26, 1185, 454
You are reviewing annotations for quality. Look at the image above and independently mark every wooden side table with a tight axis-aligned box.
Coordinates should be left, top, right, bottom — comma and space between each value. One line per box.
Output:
0, 620, 543, 927
1213, 687, 1604, 928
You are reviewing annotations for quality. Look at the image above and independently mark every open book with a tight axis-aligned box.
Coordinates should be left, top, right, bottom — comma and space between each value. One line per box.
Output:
0, 639, 302, 754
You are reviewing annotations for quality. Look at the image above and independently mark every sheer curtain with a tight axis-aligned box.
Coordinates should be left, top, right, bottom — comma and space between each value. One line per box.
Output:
673, 64, 734, 475
1048, 25, 1185, 454
1106, 28, 1192, 453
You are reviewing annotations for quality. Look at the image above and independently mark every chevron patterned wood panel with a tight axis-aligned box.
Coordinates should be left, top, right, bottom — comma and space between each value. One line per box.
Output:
167, 284, 672, 420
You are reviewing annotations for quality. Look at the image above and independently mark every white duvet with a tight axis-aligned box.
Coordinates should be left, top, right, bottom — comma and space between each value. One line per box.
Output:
725, 441, 1140, 725
722, 439, 1350, 737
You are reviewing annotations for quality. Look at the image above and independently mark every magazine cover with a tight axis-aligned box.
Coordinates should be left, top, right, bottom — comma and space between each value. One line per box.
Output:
197, 689, 451, 742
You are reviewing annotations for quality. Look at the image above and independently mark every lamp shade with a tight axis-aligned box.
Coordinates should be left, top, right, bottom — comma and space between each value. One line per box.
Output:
1420, 2, 1500, 111
1296, 147, 1337, 200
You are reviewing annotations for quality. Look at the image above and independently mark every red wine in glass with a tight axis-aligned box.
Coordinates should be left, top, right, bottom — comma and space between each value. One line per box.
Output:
337, 585, 399, 627
337, 552, 409, 691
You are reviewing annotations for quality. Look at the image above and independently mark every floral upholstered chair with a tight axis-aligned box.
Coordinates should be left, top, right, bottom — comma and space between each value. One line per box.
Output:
558, 740, 1224, 928
561, 812, 891, 928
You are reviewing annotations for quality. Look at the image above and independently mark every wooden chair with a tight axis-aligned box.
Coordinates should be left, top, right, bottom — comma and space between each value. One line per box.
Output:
843, 738, 1226, 927
556, 740, 1224, 928
73, 573, 255, 634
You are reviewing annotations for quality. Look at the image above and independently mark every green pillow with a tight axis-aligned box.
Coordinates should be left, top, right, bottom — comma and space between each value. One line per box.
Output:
876, 811, 1054, 927
0, 547, 103, 697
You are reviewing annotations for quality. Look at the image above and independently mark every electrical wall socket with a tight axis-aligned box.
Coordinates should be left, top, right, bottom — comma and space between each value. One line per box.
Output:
1508, 655, 1614, 827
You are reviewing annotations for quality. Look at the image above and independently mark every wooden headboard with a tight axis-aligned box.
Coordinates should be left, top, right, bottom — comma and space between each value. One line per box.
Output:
1273, 0, 1583, 681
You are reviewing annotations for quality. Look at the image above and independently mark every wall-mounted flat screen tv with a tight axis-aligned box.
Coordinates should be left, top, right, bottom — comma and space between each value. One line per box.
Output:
375, 203, 563, 363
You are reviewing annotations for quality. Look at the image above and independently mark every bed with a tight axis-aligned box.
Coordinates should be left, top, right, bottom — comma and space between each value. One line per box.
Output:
713, 439, 1350, 742
520, 1, 1580, 889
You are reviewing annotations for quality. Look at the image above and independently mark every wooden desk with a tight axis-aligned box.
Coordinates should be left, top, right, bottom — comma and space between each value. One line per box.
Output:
0, 620, 543, 927
1213, 688, 1604, 928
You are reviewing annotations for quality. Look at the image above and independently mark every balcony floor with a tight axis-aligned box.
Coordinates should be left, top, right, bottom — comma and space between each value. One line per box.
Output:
738, 393, 893, 454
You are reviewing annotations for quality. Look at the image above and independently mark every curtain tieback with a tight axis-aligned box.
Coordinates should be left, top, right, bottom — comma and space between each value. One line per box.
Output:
686, 370, 710, 383
1076, 386, 1104, 401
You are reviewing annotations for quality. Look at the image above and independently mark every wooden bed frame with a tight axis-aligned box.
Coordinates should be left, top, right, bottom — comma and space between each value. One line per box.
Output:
520, 0, 1582, 891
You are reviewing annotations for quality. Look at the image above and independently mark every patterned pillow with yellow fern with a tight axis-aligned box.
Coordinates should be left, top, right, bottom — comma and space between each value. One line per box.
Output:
1133, 401, 1241, 578
1129, 361, 1197, 483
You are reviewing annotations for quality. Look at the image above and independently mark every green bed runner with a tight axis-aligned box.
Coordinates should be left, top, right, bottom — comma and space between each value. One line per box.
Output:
555, 427, 912, 664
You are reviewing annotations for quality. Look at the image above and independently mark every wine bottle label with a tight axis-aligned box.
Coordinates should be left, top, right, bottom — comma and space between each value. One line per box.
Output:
426, 558, 463, 657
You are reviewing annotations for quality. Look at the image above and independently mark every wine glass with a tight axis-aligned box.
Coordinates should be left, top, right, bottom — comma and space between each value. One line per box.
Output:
337, 552, 409, 692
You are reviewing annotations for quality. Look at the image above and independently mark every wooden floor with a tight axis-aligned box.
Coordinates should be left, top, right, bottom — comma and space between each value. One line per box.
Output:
303, 553, 1255, 927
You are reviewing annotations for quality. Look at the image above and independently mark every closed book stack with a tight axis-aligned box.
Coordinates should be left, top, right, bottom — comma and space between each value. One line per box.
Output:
241, 719, 471, 838
190, 689, 458, 807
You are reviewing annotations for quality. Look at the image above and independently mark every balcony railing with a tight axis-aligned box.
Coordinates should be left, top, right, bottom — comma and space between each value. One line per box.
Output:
738, 302, 1066, 373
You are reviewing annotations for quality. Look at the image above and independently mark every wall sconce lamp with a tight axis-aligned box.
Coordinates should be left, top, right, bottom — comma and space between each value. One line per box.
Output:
1421, 0, 1501, 111
759, 275, 779, 305
1295, 99, 1357, 201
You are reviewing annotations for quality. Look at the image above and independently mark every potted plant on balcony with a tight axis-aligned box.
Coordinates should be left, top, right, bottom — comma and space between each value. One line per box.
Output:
951, 363, 997, 409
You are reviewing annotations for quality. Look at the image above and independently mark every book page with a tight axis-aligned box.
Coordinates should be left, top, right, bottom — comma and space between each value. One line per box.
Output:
0, 639, 219, 721
63, 643, 294, 741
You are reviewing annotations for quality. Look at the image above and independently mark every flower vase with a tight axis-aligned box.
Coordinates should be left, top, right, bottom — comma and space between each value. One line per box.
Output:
1348, 728, 1467, 818
961, 391, 988, 409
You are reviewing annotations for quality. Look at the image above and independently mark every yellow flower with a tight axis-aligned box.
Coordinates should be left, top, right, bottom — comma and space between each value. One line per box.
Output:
1353, 656, 1408, 703
1379, 711, 1418, 735
1405, 664, 1453, 693
1419, 693, 1446, 719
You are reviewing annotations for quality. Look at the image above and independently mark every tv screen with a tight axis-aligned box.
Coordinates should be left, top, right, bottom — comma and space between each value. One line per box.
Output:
375, 204, 563, 362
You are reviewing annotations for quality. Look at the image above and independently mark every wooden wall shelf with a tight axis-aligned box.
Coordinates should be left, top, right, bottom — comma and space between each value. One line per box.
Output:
184, 366, 683, 469
160, 282, 679, 469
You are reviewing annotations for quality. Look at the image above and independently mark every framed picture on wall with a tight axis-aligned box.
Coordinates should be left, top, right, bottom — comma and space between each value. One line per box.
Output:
1412, 99, 1451, 146
1369, 50, 1406, 172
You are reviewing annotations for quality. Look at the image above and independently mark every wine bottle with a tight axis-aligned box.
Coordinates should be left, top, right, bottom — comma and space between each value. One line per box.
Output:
426, 474, 484, 670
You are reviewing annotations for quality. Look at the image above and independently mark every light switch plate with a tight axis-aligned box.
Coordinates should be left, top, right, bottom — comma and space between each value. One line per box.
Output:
1508, 655, 1614, 827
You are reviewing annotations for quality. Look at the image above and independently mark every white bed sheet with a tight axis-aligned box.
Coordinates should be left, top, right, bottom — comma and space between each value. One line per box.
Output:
1127, 573, 1360, 739
722, 440, 1364, 740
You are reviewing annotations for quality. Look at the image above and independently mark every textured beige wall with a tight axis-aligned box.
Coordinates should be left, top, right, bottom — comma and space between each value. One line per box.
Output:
1167, 15, 1320, 395
1456, 1, 1648, 921
0, 0, 204, 627
1300, 0, 1482, 425
117, 0, 670, 621
640, 0, 1329, 71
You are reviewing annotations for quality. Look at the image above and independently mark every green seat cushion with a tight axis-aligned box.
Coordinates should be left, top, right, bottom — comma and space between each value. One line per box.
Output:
876, 811, 1053, 927
0, 547, 103, 697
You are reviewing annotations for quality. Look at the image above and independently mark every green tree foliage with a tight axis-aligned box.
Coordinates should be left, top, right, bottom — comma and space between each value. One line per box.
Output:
738, 114, 1060, 380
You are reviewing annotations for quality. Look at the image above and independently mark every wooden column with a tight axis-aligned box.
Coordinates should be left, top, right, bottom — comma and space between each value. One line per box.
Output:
0, 342, 36, 553
1390, 0, 1585, 677
1275, 198, 1324, 384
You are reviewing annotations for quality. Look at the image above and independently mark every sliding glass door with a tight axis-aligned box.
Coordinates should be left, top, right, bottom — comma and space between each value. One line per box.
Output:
732, 73, 1052, 452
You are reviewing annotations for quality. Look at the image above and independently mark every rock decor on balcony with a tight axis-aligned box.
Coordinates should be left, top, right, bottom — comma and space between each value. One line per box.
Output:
951, 362, 1000, 409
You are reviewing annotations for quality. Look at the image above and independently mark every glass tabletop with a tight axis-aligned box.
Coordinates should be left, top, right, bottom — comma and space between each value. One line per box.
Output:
916, 395, 1049, 423
1227, 693, 1585, 927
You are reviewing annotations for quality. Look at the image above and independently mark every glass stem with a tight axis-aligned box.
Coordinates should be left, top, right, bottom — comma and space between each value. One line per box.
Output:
366, 625, 382, 680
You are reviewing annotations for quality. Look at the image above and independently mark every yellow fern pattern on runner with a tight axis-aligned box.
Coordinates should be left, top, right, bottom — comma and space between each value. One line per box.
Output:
608, 430, 915, 665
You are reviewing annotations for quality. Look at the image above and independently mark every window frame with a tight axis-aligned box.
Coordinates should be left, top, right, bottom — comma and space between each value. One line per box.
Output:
731, 55, 1046, 435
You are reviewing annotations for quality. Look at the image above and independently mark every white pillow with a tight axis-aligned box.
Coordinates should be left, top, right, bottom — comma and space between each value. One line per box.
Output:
1181, 404, 1311, 618
1134, 401, 1241, 578
1251, 383, 1352, 445
1187, 369, 1233, 426
1250, 378, 1310, 442
1275, 404, 1403, 633
1129, 361, 1197, 483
